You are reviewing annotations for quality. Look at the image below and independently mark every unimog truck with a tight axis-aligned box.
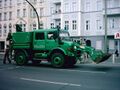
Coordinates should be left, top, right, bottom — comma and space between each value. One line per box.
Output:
11, 28, 111, 68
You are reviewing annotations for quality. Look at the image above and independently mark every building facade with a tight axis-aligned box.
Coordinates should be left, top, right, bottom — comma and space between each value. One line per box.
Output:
82, 0, 120, 53
0, 0, 120, 53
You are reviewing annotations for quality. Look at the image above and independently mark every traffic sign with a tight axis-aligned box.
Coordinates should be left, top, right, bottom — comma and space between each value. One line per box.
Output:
114, 32, 120, 39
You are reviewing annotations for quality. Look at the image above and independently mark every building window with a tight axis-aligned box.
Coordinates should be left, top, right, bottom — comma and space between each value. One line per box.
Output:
4, 12, 7, 21
55, 4, 61, 14
23, 9, 26, 17
85, 1, 90, 11
10, 0, 12, 7
0, 24, 2, 37
9, 12, 12, 20
33, 0, 37, 4
4, 24, 7, 36
114, 0, 120, 8
40, 21, 43, 29
107, 0, 113, 8
72, 2, 77, 12
50, 7, 54, 14
17, 0, 21, 5
86, 20, 90, 30
64, 21, 69, 30
9, 23, 12, 33
17, 9, 20, 18
96, 0, 102, 11
30, 9, 32, 17
0, 0, 1, 7
23, 0, 26, 4
112, 18, 115, 28
40, 8, 44, 17
0, 13, 2, 21
50, 23, 54, 29
33, 9, 36, 18
96, 20, 101, 30
19, 22, 26, 32
23, 24, 26, 32
64, 3, 68, 12
109, 18, 116, 29
40, 0, 44, 3
4, 0, 7, 7
33, 23, 36, 30
72, 20, 77, 30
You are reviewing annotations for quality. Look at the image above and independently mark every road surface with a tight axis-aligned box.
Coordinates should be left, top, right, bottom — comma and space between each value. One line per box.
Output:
0, 59, 120, 90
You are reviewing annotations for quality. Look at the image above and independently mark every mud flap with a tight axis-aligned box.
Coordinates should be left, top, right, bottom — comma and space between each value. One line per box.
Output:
94, 53, 111, 64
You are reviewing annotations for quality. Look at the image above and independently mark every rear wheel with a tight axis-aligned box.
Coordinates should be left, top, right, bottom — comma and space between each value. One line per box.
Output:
51, 53, 65, 68
14, 51, 28, 65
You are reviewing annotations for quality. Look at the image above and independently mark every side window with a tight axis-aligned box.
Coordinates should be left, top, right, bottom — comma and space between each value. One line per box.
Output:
35, 32, 44, 40
47, 32, 54, 40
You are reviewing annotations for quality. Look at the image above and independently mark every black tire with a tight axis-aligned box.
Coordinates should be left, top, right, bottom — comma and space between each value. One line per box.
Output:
14, 51, 28, 65
51, 53, 65, 68
65, 57, 76, 67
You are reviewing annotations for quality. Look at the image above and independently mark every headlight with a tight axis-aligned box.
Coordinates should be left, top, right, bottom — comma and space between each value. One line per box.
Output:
74, 46, 77, 49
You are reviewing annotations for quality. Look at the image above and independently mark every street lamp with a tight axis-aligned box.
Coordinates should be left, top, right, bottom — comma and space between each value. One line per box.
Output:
104, 0, 108, 53
25, 0, 40, 29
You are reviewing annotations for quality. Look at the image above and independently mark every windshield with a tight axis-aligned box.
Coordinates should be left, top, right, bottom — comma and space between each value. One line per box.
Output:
59, 30, 72, 41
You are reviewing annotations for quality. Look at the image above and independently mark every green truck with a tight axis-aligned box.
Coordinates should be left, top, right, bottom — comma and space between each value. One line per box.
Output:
11, 28, 111, 68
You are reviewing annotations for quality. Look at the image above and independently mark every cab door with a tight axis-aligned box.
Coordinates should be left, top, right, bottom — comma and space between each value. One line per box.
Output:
33, 32, 45, 50
45, 31, 58, 50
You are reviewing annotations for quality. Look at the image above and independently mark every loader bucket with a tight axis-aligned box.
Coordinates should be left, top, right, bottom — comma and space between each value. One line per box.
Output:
94, 53, 111, 64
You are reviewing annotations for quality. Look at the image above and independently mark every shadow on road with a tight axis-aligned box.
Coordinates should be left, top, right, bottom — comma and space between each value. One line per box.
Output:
75, 64, 115, 72
15, 62, 115, 72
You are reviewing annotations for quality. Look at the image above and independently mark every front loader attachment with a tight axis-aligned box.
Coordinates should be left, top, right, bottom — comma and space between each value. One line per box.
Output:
90, 50, 111, 64
75, 44, 111, 64
94, 53, 111, 64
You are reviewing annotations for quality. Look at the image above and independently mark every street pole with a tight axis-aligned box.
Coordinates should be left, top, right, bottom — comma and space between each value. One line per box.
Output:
25, 0, 40, 29
104, 0, 108, 53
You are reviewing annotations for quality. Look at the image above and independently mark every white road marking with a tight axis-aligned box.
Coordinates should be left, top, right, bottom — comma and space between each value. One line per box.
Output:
20, 77, 81, 87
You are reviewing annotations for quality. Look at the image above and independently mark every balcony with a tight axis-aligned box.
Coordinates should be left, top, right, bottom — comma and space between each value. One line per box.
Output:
52, 10, 61, 19
103, 7, 120, 16
52, 13, 61, 20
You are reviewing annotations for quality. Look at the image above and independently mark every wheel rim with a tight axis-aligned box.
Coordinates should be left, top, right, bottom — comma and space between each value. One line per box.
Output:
52, 53, 64, 68
54, 57, 62, 65
15, 52, 26, 65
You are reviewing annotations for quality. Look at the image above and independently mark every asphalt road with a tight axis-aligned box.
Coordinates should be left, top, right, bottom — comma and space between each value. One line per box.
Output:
0, 59, 120, 90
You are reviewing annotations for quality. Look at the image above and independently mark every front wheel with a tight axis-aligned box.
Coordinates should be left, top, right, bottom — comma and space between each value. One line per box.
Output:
14, 51, 28, 65
51, 53, 65, 68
